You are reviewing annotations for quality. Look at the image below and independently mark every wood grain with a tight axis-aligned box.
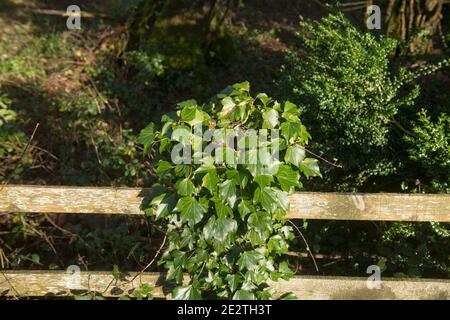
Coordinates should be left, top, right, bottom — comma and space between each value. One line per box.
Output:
1, 185, 449, 222
0, 185, 151, 216
287, 192, 450, 222
1, 271, 448, 299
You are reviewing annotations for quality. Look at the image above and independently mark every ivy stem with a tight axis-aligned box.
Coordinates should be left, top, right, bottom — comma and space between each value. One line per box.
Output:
288, 220, 320, 273
129, 230, 168, 283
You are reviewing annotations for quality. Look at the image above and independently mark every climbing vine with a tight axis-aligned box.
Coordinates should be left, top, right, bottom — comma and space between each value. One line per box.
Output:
139, 82, 321, 299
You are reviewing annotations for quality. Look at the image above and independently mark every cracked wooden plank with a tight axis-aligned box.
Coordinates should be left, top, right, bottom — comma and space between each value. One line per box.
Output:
0, 185, 449, 221
1, 271, 448, 299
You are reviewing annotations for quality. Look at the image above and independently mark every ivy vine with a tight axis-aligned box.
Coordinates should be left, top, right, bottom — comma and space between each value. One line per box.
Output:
139, 82, 321, 299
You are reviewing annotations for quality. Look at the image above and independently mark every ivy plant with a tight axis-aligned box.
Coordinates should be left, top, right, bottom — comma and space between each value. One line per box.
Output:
139, 82, 320, 299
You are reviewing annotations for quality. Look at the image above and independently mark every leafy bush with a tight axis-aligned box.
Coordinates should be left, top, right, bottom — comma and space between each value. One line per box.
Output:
280, 13, 450, 190
404, 110, 450, 193
140, 82, 321, 299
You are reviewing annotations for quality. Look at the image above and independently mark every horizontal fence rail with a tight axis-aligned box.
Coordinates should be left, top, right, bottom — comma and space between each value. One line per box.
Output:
1, 185, 449, 222
1, 184, 449, 299
1, 271, 449, 300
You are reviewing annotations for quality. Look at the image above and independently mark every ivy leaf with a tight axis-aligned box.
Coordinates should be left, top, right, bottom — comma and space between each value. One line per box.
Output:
219, 96, 236, 118
172, 285, 201, 300
283, 101, 299, 116
214, 201, 233, 219
267, 235, 288, 253
219, 180, 237, 208
279, 292, 297, 300
276, 165, 300, 192
254, 174, 274, 189
255, 187, 289, 213
138, 123, 155, 154
150, 193, 176, 219
225, 274, 242, 293
167, 264, 184, 284
285, 145, 306, 167
237, 200, 254, 219
256, 93, 272, 106
247, 211, 272, 240
262, 109, 279, 129
204, 216, 237, 242
279, 261, 294, 280
180, 105, 197, 122
232, 81, 250, 92
177, 99, 197, 110
155, 160, 173, 174
202, 171, 219, 194
299, 124, 311, 144
299, 158, 322, 178
280, 122, 301, 142
176, 197, 207, 226
238, 251, 263, 272
180, 104, 208, 126
159, 137, 171, 153
232, 290, 255, 300
176, 178, 195, 196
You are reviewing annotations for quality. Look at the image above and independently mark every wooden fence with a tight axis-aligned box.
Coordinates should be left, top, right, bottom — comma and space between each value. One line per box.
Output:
1, 185, 449, 299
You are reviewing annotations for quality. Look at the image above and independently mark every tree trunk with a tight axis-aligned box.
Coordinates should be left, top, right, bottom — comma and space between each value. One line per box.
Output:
386, 0, 444, 53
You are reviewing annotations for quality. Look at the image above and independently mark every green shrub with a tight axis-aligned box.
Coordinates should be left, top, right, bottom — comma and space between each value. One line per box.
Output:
139, 82, 321, 299
280, 13, 450, 190
404, 110, 450, 193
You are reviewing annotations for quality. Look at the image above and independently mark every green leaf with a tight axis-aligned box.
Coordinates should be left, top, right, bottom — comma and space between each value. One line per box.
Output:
150, 193, 176, 219
238, 251, 263, 272
219, 180, 237, 208
256, 93, 272, 106
283, 101, 299, 115
202, 171, 219, 194
225, 274, 242, 293
138, 123, 155, 154
177, 99, 197, 109
232, 81, 250, 92
279, 292, 297, 300
171, 126, 192, 143
155, 160, 173, 174
280, 122, 302, 142
180, 104, 208, 126
279, 261, 294, 280
233, 290, 255, 300
214, 200, 233, 219
159, 137, 171, 153
176, 178, 195, 196
172, 285, 201, 300
262, 109, 279, 129
298, 124, 311, 144
204, 216, 237, 242
255, 187, 289, 213
247, 211, 272, 240
237, 200, 254, 219
267, 235, 288, 253
220, 96, 236, 117
285, 145, 306, 167
176, 197, 207, 226
299, 158, 322, 178
276, 165, 300, 192
254, 174, 274, 189
180, 105, 196, 122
